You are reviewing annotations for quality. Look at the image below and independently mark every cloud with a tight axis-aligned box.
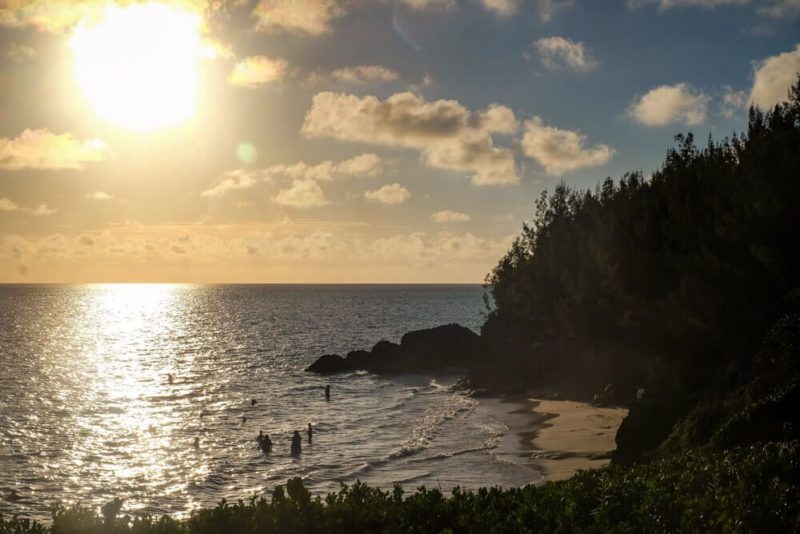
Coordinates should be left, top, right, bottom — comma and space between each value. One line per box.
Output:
531, 36, 596, 72
749, 44, 800, 108
202, 154, 382, 198
758, 0, 800, 18
537, 0, 575, 21
5, 43, 36, 62
252, 0, 342, 35
476, 104, 519, 134
332, 65, 399, 84
521, 117, 615, 176
401, 0, 456, 10
481, 0, 521, 16
0, 1, 101, 32
273, 179, 330, 208
329, 153, 383, 177
0, 198, 20, 211
302, 91, 518, 185
627, 0, 750, 9
627, 83, 710, 126
201, 169, 259, 198
0, 129, 107, 171
0, 0, 215, 32
431, 210, 471, 223
364, 183, 411, 205
0, 197, 56, 215
721, 86, 748, 118
0, 223, 515, 282
229, 56, 289, 88
85, 191, 114, 201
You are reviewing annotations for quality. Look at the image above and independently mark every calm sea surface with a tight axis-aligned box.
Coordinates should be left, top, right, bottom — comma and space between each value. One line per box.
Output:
0, 284, 541, 520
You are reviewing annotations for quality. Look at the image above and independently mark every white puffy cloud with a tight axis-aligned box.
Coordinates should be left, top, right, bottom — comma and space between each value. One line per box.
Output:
749, 44, 800, 108
481, 0, 520, 16
332, 65, 399, 84
0, 129, 107, 171
627, 83, 710, 126
252, 0, 342, 35
85, 191, 114, 201
476, 104, 519, 134
273, 179, 330, 208
201, 170, 258, 198
532, 36, 596, 72
229, 56, 288, 88
431, 210, 471, 223
521, 117, 615, 176
302, 91, 518, 186
364, 183, 411, 205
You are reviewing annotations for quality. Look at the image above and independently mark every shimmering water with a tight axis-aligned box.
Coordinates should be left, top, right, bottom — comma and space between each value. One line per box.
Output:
0, 284, 541, 520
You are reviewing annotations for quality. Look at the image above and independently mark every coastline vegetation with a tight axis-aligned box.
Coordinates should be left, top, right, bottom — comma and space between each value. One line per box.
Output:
2, 441, 798, 533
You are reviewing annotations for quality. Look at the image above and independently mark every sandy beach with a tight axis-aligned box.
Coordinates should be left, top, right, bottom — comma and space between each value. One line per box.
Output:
529, 399, 628, 481
474, 397, 627, 484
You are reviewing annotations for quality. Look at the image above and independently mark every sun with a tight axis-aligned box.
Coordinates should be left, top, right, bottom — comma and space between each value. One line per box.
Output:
70, 3, 204, 132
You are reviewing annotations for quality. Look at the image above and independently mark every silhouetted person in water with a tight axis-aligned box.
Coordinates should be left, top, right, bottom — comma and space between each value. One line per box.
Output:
193, 437, 199, 449
325, 385, 331, 400
168, 373, 174, 385
307, 423, 313, 444
291, 430, 302, 455
261, 434, 272, 454
251, 399, 257, 406
242, 415, 247, 424
257, 430, 264, 443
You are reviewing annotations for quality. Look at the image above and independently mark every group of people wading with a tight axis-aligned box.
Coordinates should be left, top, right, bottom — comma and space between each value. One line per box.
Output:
255, 385, 329, 456
256, 423, 313, 456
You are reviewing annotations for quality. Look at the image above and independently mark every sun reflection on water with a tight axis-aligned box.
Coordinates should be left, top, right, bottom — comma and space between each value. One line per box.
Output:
66, 284, 209, 513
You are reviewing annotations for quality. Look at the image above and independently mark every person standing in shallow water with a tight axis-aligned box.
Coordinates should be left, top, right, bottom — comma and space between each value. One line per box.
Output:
325, 384, 330, 400
261, 433, 272, 454
307, 423, 313, 444
291, 430, 302, 455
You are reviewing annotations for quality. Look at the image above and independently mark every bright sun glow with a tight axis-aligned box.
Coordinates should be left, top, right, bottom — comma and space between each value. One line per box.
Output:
70, 3, 203, 132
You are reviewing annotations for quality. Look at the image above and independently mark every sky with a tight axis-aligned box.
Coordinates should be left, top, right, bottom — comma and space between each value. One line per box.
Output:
0, 0, 798, 283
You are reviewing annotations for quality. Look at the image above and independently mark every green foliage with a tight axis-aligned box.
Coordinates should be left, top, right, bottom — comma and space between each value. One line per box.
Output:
3, 443, 799, 533
481, 75, 800, 397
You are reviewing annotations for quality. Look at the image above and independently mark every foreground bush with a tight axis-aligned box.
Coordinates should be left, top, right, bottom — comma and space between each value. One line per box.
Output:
3, 441, 798, 533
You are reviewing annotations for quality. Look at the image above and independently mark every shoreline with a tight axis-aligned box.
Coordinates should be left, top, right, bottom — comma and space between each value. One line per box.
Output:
472, 395, 627, 483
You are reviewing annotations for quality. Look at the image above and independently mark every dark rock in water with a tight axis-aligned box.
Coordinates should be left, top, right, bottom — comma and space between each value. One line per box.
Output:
305, 354, 353, 374
369, 340, 404, 372
307, 324, 483, 375
400, 324, 484, 370
345, 349, 371, 368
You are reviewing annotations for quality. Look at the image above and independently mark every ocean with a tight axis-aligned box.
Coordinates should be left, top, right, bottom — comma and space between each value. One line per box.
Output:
0, 284, 542, 520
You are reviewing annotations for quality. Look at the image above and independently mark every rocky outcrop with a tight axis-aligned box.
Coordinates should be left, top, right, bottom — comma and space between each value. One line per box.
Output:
305, 354, 353, 374
306, 324, 485, 375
